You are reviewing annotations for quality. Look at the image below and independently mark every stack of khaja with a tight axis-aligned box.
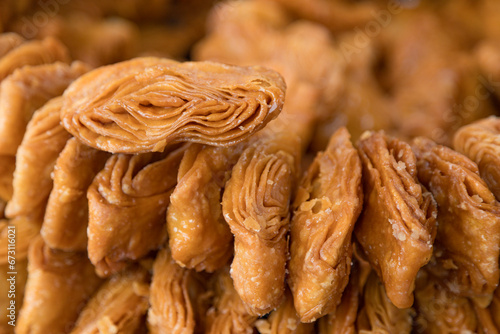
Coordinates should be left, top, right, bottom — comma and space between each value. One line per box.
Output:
6, 55, 288, 333
0, 0, 500, 333
0, 33, 90, 334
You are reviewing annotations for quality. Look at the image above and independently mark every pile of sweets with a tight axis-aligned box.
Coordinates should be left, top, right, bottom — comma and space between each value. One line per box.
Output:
1, 0, 500, 333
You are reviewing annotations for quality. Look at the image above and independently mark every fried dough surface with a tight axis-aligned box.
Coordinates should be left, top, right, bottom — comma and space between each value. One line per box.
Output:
454, 116, 500, 201
222, 131, 300, 315
0, 37, 70, 82
356, 273, 413, 334
288, 127, 362, 322
413, 137, 500, 307
88, 145, 186, 276
355, 131, 437, 309
70, 267, 150, 334
61, 57, 286, 153
0, 61, 88, 201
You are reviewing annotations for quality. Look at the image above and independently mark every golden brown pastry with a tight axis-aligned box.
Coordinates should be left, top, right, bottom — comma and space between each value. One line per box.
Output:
254, 289, 314, 334
61, 57, 286, 154
10, 12, 142, 67
0, 32, 24, 58
54, 0, 172, 21
222, 131, 301, 315
42, 138, 110, 251
434, 0, 484, 49
412, 137, 500, 307
198, 11, 337, 309
193, 0, 290, 66
0, 36, 70, 82
148, 247, 209, 334
205, 268, 258, 334
413, 269, 478, 334
0, 216, 39, 333
87, 145, 186, 277
0, 156, 15, 203
0, 61, 89, 201
167, 144, 241, 272
5, 97, 71, 218
317, 260, 366, 334
70, 266, 150, 334
0, 217, 37, 332
0, 216, 41, 261
481, 0, 500, 41
17, 236, 102, 334
380, 10, 493, 145
355, 131, 438, 309
356, 272, 413, 334
474, 40, 500, 102
288, 127, 362, 322
0, 259, 27, 334
454, 116, 500, 201
195, 1, 342, 124
269, 0, 377, 33
474, 303, 499, 334
0, 0, 33, 30
311, 33, 391, 150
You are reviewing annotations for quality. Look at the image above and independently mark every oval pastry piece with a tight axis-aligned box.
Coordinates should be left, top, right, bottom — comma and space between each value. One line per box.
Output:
61, 57, 286, 153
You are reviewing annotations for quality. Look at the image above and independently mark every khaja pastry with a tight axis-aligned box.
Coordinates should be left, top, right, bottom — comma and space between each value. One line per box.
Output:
355, 131, 437, 309
356, 272, 414, 333
41, 138, 110, 251
454, 116, 500, 201
17, 236, 102, 334
87, 145, 187, 277
0, 36, 70, 82
288, 127, 362, 322
167, 144, 240, 272
413, 137, 500, 307
222, 129, 301, 315
6, 97, 71, 218
1, 0, 500, 332
0, 61, 88, 202
61, 57, 286, 153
